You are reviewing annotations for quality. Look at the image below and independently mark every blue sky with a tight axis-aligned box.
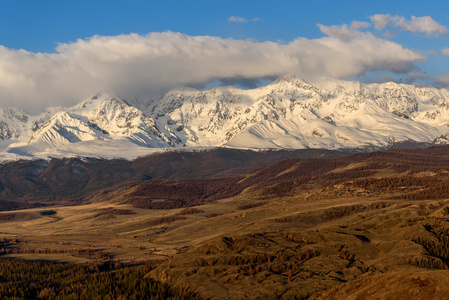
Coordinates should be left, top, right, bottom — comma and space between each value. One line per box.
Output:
3, 0, 448, 51
1, 0, 449, 113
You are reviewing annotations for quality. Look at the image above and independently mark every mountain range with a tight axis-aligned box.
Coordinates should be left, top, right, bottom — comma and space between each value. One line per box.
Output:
2, 75, 449, 160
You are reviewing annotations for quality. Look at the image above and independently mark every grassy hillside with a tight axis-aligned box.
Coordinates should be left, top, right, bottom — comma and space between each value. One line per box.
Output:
0, 148, 348, 210
1, 145, 449, 298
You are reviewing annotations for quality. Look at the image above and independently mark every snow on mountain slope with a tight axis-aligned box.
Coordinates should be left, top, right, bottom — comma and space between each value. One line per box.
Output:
66, 91, 173, 147
0, 106, 60, 148
0, 107, 30, 145
2, 76, 449, 160
3, 91, 173, 160
148, 75, 449, 150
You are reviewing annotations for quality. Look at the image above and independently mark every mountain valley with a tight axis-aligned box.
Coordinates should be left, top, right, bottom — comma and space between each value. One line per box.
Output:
5, 2, 449, 299
2, 146, 449, 298
2, 75, 449, 299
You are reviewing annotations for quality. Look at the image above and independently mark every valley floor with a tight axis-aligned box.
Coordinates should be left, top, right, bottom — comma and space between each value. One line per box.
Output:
2, 189, 449, 299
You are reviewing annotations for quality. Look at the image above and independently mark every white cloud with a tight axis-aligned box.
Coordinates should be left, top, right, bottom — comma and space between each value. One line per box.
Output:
442, 48, 449, 56
228, 16, 247, 23
316, 21, 370, 42
370, 14, 448, 36
229, 16, 261, 23
0, 30, 424, 114
350, 21, 370, 30
371, 14, 390, 30
317, 23, 363, 42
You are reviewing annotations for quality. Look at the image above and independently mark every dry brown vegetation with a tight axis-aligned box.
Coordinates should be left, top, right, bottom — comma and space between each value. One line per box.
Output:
2, 145, 449, 298
0, 148, 348, 210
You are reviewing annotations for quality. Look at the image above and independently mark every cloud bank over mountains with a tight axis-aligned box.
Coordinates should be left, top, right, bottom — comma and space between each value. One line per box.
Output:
0, 14, 446, 114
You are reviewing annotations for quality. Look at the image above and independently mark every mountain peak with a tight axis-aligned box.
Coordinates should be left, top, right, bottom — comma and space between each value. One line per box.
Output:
267, 74, 318, 92
91, 89, 119, 101
272, 74, 307, 85
73, 90, 124, 111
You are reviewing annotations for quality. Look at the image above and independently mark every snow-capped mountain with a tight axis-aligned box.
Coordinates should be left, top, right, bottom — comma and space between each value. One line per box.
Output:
0, 106, 61, 148
1, 91, 173, 160
2, 75, 449, 160
147, 75, 449, 150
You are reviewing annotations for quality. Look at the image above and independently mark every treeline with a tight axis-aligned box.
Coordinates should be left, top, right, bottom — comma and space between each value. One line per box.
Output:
347, 145, 449, 173
192, 247, 321, 282
275, 203, 389, 224
177, 208, 203, 215
260, 178, 309, 198
0, 247, 110, 260
392, 180, 449, 200
237, 202, 267, 210
322, 170, 378, 182
345, 175, 449, 200
244, 158, 344, 187
350, 176, 434, 189
0, 259, 200, 299
125, 177, 245, 209
411, 225, 449, 269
